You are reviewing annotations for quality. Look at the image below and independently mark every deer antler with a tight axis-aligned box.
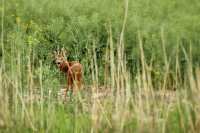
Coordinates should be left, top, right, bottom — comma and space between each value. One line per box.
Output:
61, 48, 66, 58
53, 48, 67, 58
61, 48, 70, 59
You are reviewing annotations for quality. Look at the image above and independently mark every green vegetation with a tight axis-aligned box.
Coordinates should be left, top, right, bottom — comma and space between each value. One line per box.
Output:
0, 0, 200, 132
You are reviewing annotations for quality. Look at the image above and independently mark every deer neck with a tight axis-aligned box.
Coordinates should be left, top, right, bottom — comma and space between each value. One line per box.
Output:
59, 61, 71, 73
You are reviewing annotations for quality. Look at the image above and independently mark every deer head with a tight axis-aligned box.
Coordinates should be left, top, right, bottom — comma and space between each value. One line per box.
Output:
54, 48, 67, 67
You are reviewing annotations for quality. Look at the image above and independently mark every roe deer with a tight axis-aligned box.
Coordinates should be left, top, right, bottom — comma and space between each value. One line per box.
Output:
54, 48, 83, 94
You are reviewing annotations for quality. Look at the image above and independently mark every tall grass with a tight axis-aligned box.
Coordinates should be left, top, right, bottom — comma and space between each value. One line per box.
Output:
0, 0, 200, 132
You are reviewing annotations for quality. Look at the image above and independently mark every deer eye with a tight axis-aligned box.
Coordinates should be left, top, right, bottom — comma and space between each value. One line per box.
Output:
56, 62, 61, 65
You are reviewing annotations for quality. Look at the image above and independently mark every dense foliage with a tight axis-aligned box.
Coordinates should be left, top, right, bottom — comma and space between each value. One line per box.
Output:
1, 0, 200, 84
